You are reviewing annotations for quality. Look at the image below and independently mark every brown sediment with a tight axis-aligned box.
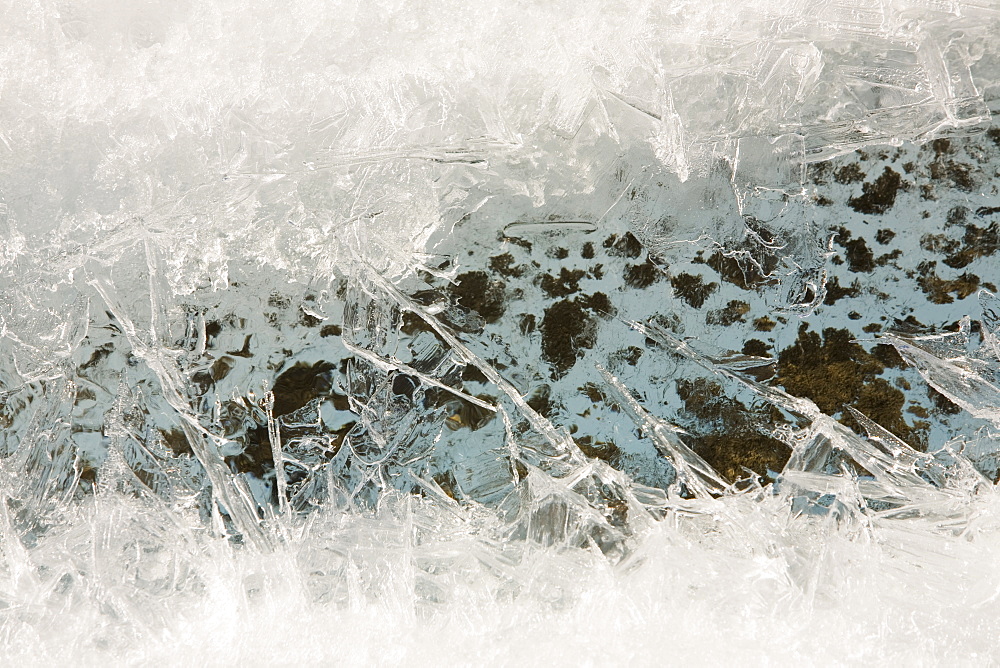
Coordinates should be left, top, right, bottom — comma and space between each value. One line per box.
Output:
706, 300, 750, 326
946, 206, 969, 227
602, 232, 643, 258
539, 268, 586, 297
809, 161, 831, 185
942, 222, 1000, 269
930, 159, 976, 192
875, 249, 902, 267
753, 316, 776, 332
582, 242, 596, 259
823, 276, 860, 305
159, 428, 193, 457
875, 229, 896, 244
915, 261, 980, 304
623, 260, 661, 289
461, 365, 489, 384
526, 385, 554, 417
444, 394, 497, 431
540, 299, 597, 377
432, 470, 460, 500
211, 356, 235, 382
928, 386, 962, 415
775, 325, 925, 448
670, 272, 718, 308
319, 324, 342, 337
579, 382, 604, 404
401, 312, 440, 338
489, 253, 525, 278
611, 346, 643, 366
449, 271, 506, 323
706, 251, 778, 290
573, 435, 622, 464
300, 311, 323, 327
848, 167, 905, 214
539, 293, 613, 378
834, 163, 865, 184
742, 339, 770, 357
920, 233, 960, 255
833, 228, 875, 273
871, 344, 905, 369
675, 378, 790, 482
272, 362, 338, 416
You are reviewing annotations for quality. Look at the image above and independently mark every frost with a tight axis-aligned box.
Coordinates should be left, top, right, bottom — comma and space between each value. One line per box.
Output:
2, 0, 1000, 663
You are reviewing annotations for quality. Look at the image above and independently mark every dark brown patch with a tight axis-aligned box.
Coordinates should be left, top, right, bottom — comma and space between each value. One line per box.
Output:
574, 435, 622, 464
272, 362, 337, 416
930, 159, 976, 192
461, 365, 489, 384
942, 222, 1000, 269
582, 242, 595, 259
300, 311, 324, 327
823, 276, 860, 305
742, 339, 771, 357
159, 428, 193, 457
670, 272, 718, 308
875, 249, 902, 267
211, 356, 235, 382
602, 232, 643, 258
871, 343, 905, 369
400, 312, 438, 337
675, 378, 789, 482
848, 167, 904, 215
319, 324, 342, 338
833, 227, 874, 272
809, 161, 831, 185
706, 300, 750, 326
450, 271, 506, 323
623, 261, 660, 289
540, 299, 598, 377
444, 394, 497, 432
489, 253, 524, 278
928, 386, 962, 415
753, 317, 776, 332
915, 261, 980, 304
540, 268, 586, 298
834, 163, 865, 184
875, 229, 896, 245
987, 128, 1000, 148
776, 325, 924, 447
706, 251, 778, 290
526, 385, 554, 417
611, 346, 643, 366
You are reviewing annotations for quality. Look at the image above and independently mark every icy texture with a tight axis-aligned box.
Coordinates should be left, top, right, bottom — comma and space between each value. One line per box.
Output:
1, 0, 1000, 663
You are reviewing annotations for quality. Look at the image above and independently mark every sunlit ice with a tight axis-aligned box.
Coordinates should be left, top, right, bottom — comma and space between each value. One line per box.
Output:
1, 0, 1000, 664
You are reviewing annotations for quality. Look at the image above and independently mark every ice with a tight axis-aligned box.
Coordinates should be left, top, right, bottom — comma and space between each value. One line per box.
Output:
2, 0, 1000, 663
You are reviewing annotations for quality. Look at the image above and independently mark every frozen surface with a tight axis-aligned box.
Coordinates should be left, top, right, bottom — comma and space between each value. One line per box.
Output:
2, 0, 1000, 664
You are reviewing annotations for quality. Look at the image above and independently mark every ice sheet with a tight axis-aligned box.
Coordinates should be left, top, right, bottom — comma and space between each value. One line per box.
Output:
2, 0, 1000, 664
